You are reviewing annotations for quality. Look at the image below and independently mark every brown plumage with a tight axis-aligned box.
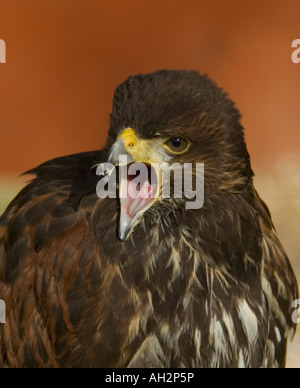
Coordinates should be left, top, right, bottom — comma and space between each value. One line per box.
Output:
0, 70, 298, 368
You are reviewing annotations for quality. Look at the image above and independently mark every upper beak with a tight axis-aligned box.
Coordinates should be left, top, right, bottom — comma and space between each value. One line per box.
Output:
107, 138, 134, 165
106, 138, 159, 242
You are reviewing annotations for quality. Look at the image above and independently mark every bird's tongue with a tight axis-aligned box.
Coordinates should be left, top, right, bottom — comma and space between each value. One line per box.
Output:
118, 163, 158, 241
123, 180, 153, 218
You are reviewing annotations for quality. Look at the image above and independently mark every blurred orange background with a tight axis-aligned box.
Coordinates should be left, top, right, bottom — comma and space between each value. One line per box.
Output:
0, 0, 299, 175
0, 0, 300, 367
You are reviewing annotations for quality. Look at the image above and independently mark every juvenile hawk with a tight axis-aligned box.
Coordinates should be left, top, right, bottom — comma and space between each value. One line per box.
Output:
0, 70, 298, 368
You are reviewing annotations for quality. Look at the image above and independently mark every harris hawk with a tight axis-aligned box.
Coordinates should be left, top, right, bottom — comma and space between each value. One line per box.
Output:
0, 69, 298, 368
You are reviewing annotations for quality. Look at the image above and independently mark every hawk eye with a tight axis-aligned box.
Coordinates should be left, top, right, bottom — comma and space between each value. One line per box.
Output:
165, 137, 189, 154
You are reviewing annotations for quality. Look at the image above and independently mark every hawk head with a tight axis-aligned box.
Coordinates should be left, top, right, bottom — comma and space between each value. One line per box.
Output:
104, 70, 254, 241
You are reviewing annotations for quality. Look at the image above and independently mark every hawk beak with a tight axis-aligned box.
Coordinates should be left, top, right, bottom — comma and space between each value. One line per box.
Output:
107, 138, 134, 165
107, 136, 159, 242
118, 162, 158, 241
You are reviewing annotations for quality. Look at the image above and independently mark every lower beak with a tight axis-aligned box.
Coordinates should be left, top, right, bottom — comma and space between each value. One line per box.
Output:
106, 139, 159, 242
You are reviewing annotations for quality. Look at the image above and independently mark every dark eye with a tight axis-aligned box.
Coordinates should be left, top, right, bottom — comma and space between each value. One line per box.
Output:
165, 138, 189, 153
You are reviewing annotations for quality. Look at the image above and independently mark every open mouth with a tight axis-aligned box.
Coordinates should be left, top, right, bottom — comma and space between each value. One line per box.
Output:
118, 162, 159, 240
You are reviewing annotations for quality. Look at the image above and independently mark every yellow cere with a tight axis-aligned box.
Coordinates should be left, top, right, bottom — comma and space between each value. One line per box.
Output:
118, 128, 168, 165
118, 128, 138, 149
